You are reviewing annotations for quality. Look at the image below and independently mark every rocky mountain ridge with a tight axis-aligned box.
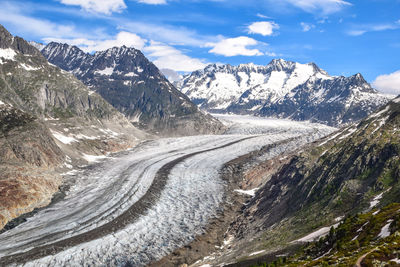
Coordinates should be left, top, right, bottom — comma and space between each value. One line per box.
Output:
177, 59, 392, 126
41, 42, 224, 136
198, 96, 400, 266
0, 24, 146, 230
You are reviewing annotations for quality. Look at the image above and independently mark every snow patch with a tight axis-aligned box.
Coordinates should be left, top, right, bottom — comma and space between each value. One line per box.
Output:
372, 209, 380, 215
99, 128, 120, 137
50, 130, 77, 144
293, 223, 339, 243
20, 63, 40, 71
125, 72, 138, 77
75, 134, 98, 140
334, 216, 344, 222
0, 48, 16, 61
391, 258, 400, 264
369, 105, 390, 118
318, 131, 342, 146
378, 219, 393, 238
82, 153, 107, 163
370, 191, 387, 208
234, 188, 258, 197
95, 67, 114, 76
339, 127, 357, 140
249, 250, 265, 256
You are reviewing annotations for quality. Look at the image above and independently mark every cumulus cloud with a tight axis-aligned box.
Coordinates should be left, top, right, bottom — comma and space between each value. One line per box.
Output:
59, 0, 126, 14
247, 21, 279, 36
44, 31, 147, 52
372, 70, 400, 95
136, 0, 167, 4
206, 36, 264, 57
144, 41, 207, 72
300, 22, 315, 32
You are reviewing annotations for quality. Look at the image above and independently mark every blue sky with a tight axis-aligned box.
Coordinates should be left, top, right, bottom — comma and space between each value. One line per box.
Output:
0, 0, 399, 93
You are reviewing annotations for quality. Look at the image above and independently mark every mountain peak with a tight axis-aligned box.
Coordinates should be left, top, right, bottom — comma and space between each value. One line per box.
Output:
267, 58, 297, 71
0, 24, 14, 49
352, 72, 365, 81
41, 42, 224, 135
348, 72, 368, 85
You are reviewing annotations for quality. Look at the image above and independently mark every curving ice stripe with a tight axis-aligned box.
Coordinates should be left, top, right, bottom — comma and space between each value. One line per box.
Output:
0, 116, 336, 266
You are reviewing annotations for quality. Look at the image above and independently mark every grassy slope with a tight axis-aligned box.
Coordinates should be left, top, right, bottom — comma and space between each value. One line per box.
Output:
228, 98, 400, 266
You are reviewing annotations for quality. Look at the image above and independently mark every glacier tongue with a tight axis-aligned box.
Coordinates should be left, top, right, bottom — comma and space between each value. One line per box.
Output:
0, 116, 336, 266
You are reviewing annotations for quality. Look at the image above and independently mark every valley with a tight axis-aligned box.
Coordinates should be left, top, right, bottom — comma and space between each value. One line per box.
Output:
0, 115, 334, 266
1, 2, 399, 264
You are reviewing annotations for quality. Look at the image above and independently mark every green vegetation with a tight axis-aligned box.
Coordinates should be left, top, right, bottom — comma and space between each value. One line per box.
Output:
252, 203, 400, 266
52, 106, 74, 119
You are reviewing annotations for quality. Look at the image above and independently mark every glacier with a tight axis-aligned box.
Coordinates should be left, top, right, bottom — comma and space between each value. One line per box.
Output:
0, 116, 335, 266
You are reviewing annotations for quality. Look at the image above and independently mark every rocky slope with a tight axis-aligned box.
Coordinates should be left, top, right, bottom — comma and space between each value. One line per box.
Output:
41, 42, 223, 136
0, 24, 146, 156
177, 60, 392, 126
194, 96, 400, 266
0, 24, 146, 229
0, 101, 64, 230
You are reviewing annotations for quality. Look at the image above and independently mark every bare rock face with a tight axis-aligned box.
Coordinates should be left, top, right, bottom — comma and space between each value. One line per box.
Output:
0, 103, 64, 229
41, 42, 224, 136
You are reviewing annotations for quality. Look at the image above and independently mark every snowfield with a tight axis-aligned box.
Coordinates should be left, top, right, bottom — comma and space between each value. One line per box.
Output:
0, 115, 336, 266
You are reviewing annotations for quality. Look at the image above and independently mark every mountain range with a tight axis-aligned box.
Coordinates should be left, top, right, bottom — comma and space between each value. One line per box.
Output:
41, 42, 223, 136
177, 60, 392, 126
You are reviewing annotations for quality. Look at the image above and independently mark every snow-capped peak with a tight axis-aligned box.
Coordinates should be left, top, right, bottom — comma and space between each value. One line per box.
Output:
177, 59, 393, 126
177, 59, 331, 112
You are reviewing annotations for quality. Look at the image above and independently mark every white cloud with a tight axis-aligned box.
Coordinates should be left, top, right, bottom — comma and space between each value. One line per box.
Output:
347, 30, 366, 36
347, 23, 399, 36
44, 31, 147, 52
160, 68, 183, 82
300, 22, 315, 32
256, 13, 272, 19
136, 0, 167, 4
144, 41, 207, 72
372, 70, 400, 95
206, 36, 264, 57
281, 0, 351, 14
118, 21, 217, 47
59, 0, 126, 14
247, 21, 279, 36
0, 3, 90, 40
